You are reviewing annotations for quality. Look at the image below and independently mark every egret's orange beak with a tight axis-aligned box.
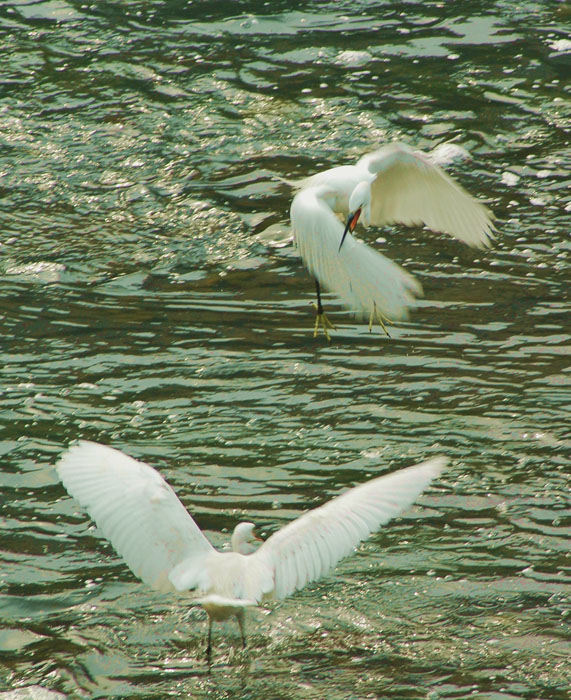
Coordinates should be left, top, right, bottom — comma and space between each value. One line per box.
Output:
338, 208, 361, 252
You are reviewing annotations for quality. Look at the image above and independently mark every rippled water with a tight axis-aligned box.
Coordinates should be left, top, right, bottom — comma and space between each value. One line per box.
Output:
1, 1, 569, 698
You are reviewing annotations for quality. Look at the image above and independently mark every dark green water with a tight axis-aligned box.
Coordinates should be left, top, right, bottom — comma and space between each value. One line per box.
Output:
1, 1, 569, 698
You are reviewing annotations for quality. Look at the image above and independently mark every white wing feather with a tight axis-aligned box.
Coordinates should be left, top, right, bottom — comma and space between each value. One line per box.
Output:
291, 187, 422, 321
56, 441, 214, 592
360, 143, 495, 248
253, 456, 447, 600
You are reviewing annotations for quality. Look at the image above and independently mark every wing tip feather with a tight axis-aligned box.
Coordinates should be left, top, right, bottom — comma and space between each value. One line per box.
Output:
423, 455, 449, 478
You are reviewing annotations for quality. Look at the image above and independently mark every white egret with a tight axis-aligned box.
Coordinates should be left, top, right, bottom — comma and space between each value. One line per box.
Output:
56, 441, 447, 659
290, 141, 496, 339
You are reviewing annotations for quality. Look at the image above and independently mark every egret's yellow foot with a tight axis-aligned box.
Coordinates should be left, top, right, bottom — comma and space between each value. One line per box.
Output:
312, 303, 336, 341
368, 304, 391, 338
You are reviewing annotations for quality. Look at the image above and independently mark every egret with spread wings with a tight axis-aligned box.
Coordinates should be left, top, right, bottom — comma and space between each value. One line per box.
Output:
290, 142, 495, 339
56, 441, 446, 659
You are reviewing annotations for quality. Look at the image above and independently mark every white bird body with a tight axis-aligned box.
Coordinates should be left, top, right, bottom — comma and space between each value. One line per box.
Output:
290, 142, 495, 334
291, 184, 422, 324
169, 549, 274, 614
56, 441, 447, 655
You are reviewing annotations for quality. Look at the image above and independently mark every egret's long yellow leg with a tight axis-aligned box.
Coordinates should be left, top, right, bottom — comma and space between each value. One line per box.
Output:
369, 303, 391, 338
312, 302, 336, 341
312, 279, 336, 341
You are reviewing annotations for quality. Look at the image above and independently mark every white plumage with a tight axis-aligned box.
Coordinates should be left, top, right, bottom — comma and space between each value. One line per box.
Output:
291, 141, 495, 336
292, 185, 422, 324
56, 441, 447, 656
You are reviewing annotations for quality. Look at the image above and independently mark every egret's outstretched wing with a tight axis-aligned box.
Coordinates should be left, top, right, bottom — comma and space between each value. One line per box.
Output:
56, 441, 214, 592
291, 187, 422, 321
360, 143, 495, 248
253, 457, 447, 600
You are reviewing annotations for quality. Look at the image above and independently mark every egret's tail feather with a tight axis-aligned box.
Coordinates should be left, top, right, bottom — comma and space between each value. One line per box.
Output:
194, 595, 258, 620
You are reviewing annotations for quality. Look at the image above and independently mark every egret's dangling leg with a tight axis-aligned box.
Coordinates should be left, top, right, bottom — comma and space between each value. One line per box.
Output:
237, 610, 247, 650
312, 279, 336, 341
206, 617, 213, 661
369, 302, 391, 338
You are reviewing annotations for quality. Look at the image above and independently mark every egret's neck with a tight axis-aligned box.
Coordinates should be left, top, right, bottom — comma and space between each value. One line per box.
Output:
308, 165, 371, 216
231, 523, 259, 555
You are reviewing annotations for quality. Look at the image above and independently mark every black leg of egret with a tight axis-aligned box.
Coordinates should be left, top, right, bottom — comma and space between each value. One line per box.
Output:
206, 618, 213, 662
312, 279, 336, 341
237, 610, 247, 650
315, 279, 324, 315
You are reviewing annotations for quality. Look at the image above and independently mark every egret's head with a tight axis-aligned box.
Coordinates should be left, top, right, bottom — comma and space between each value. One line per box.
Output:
231, 521, 262, 555
348, 180, 371, 219
339, 181, 371, 252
